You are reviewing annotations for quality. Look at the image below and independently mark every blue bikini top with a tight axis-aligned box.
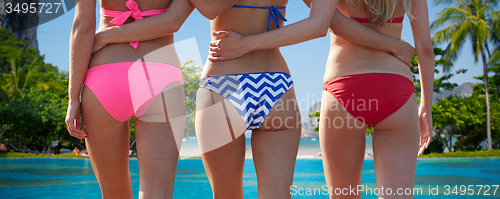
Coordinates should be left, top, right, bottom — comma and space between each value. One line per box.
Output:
232, 5, 287, 31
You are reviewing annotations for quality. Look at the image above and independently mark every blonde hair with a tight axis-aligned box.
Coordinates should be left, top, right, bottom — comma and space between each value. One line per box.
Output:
352, 0, 414, 25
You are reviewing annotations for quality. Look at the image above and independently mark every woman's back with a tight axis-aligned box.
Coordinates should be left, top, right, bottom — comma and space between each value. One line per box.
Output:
89, 0, 180, 68
202, 0, 289, 77
325, 0, 412, 81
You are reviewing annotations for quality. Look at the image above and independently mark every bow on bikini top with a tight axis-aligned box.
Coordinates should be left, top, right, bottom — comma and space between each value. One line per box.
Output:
351, 16, 404, 23
232, 5, 287, 31
100, 0, 168, 49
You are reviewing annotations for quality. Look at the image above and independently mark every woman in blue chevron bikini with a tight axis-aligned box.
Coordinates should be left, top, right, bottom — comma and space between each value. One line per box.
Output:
91, 0, 415, 198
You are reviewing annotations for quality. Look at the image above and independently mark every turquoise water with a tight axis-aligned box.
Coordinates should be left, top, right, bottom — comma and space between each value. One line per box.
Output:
1, 157, 499, 198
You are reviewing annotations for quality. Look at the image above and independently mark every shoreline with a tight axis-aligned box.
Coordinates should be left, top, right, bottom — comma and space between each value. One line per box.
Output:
2, 149, 499, 159
1, 155, 499, 160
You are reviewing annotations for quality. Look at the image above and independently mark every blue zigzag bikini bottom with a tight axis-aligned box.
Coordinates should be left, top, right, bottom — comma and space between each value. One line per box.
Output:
199, 72, 294, 130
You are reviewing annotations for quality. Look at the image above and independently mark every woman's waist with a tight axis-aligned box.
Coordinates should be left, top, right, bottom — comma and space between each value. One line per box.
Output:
202, 49, 289, 77
323, 50, 414, 82
89, 36, 180, 68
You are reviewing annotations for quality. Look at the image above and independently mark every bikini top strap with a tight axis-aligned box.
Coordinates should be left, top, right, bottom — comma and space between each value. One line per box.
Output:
232, 5, 287, 31
100, 0, 168, 49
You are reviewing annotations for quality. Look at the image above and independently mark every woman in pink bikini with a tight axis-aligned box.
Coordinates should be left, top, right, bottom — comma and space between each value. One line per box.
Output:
65, 0, 193, 198
210, 0, 433, 198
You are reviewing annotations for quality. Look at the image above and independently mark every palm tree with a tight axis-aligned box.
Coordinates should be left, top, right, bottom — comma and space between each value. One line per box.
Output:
431, 0, 499, 150
0, 48, 63, 99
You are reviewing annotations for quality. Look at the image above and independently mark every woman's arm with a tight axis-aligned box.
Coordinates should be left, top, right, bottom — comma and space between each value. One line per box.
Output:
93, 0, 195, 53
302, 0, 415, 67
65, 0, 97, 139
208, 0, 338, 61
409, 0, 434, 156
190, 0, 240, 20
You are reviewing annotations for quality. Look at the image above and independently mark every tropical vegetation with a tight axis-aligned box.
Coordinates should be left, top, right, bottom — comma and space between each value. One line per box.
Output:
420, 149, 500, 158
431, 0, 500, 150
0, 28, 202, 155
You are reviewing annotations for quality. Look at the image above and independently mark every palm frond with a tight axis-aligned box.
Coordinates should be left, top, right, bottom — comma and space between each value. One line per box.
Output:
434, 0, 455, 5
488, 49, 500, 65
441, 43, 462, 72
469, 19, 490, 62
432, 23, 462, 44
22, 59, 41, 91
484, 0, 499, 10
476, 19, 490, 45
458, 0, 473, 13
449, 18, 472, 52
36, 82, 64, 92
431, 8, 471, 30
488, 10, 500, 46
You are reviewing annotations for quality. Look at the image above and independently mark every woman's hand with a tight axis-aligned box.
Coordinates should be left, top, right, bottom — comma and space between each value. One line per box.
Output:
392, 41, 415, 68
65, 101, 87, 139
208, 31, 249, 61
417, 110, 432, 156
92, 27, 116, 54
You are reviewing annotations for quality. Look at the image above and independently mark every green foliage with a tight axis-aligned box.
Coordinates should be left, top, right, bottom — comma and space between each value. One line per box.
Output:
419, 149, 500, 158
431, 0, 498, 150
424, 135, 445, 154
474, 49, 500, 99
0, 28, 65, 101
431, 0, 498, 70
0, 29, 41, 74
411, 47, 468, 100
0, 88, 68, 152
0, 28, 76, 153
432, 95, 500, 151
308, 111, 320, 118
181, 59, 202, 138
0, 151, 87, 158
0, 53, 64, 100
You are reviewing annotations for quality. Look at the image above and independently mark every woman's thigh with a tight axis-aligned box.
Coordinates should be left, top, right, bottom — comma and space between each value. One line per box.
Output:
372, 94, 420, 199
195, 87, 248, 199
251, 88, 301, 199
134, 82, 186, 199
319, 91, 368, 199
81, 86, 133, 199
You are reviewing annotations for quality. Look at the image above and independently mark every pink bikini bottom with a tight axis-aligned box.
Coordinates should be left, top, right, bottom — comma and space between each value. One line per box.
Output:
84, 62, 183, 122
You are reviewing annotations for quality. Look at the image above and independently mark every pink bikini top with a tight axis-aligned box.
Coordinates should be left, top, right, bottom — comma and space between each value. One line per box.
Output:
351, 16, 404, 23
100, 0, 168, 49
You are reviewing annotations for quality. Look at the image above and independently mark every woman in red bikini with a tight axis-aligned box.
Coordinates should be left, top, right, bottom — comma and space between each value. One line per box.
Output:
65, 0, 193, 198
318, 1, 433, 197
210, 0, 433, 198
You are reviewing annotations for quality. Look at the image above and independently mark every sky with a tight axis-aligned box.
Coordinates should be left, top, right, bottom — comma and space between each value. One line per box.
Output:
36, 0, 488, 119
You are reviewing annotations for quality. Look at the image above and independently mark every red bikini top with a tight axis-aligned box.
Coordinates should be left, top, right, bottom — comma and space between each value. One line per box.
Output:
351, 16, 404, 23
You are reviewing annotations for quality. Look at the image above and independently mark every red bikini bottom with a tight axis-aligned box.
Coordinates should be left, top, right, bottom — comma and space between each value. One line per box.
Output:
323, 73, 415, 127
